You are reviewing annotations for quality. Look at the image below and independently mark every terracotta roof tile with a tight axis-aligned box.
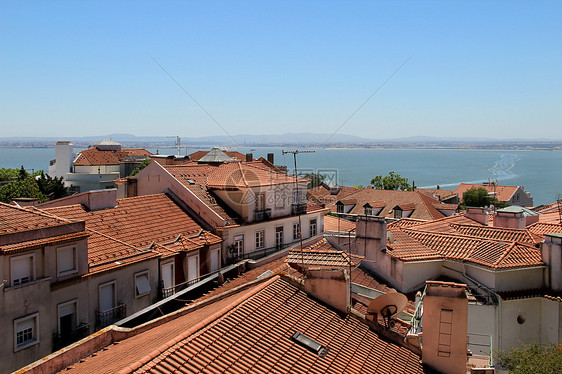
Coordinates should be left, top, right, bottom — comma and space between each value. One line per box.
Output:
0, 202, 72, 236
323, 215, 355, 232
74, 148, 152, 166
286, 239, 363, 268
189, 150, 247, 162
334, 189, 452, 221
450, 223, 543, 245
131, 277, 425, 374
454, 183, 520, 202
527, 222, 562, 236
42, 194, 221, 270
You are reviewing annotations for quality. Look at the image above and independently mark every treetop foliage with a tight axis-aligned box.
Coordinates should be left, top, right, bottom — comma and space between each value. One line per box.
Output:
496, 343, 562, 374
370, 171, 412, 191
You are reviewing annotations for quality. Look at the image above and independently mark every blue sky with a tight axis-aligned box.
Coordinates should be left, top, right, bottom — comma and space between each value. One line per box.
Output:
1, 1, 561, 139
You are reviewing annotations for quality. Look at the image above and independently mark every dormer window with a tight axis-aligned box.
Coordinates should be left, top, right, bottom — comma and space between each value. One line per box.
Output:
394, 207, 403, 219
365, 206, 373, 216
336, 202, 344, 214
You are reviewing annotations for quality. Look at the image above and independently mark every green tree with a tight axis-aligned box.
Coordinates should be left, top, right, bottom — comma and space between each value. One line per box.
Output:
496, 343, 562, 374
463, 187, 490, 207
302, 172, 326, 189
0, 177, 47, 203
129, 158, 152, 177
462, 187, 509, 209
0, 168, 19, 182
370, 171, 412, 191
36, 171, 68, 200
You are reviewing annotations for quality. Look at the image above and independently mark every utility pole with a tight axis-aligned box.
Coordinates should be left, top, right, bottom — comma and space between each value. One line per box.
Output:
166, 136, 181, 156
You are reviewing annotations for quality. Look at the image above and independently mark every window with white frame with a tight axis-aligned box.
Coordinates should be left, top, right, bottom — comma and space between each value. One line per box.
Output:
57, 245, 77, 276
310, 219, 317, 237
293, 222, 300, 240
134, 271, 151, 297
11, 254, 35, 286
255, 230, 264, 249
14, 313, 39, 351
364, 206, 373, 216
233, 235, 244, 257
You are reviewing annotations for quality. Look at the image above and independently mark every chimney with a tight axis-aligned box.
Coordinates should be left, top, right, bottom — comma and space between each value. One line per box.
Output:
542, 233, 562, 291
494, 210, 525, 229
465, 207, 489, 226
421, 281, 468, 374
301, 268, 350, 313
267, 153, 274, 164
246, 153, 253, 162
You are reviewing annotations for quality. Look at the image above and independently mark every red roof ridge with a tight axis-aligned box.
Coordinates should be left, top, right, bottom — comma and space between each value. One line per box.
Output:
117, 275, 281, 374
493, 241, 517, 267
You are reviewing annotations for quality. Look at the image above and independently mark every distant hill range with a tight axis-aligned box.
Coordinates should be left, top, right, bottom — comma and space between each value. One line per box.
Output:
1, 133, 561, 150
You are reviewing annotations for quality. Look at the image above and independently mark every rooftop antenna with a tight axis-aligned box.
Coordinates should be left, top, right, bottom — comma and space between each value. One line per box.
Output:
282, 150, 315, 275
166, 136, 181, 156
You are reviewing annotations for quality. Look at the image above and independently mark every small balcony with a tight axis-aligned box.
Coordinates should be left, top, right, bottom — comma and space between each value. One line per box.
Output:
291, 203, 307, 216
254, 208, 271, 222
52, 323, 90, 351
95, 304, 126, 329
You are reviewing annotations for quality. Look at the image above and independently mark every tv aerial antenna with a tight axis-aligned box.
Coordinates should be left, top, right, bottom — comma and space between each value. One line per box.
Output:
367, 292, 408, 330
166, 136, 181, 156
282, 150, 315, 276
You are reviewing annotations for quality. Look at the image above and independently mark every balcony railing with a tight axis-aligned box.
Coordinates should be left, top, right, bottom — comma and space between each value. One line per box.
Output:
254, 208, 272, 222
52, 323, 90, 351
291, 203, 307, 215
95, 304, 126, 329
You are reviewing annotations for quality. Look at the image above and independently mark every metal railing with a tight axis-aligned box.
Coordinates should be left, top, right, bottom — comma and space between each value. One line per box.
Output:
254, 208, 272, 222
95, 304, 126, 328
52, 323, 90, 351
467, 332, 493, 367
226, 241, 297, 263
291, 203, 307, 215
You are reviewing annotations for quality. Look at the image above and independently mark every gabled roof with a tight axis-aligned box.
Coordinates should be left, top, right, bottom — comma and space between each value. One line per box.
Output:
206, 161, 306, 189
74, 147, 152, 166
127, 277, 426, 374
333, 189, 453, 221
42, 194, 221, 271
0, 202, 71, 236
454, 183, 521, 202
388, 226, 544, 269
286, 238, 363, 269
323, 215, 356, 232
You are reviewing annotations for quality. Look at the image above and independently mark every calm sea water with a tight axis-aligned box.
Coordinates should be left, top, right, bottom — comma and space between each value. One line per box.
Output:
1, 147, 561, 205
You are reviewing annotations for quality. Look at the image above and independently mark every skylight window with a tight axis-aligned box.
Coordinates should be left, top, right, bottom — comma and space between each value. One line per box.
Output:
291, 332, 329, 357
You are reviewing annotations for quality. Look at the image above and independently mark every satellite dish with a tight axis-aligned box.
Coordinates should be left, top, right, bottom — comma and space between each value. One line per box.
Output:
367, 292, 408, 330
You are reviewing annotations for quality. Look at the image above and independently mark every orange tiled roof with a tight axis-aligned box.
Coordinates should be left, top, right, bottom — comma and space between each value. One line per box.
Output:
334, 189, 453, 221
415, 188, 456, 200
129, 276, 425, 374
74, 147, 152, 166
323, 214, 356, 232
42, 194, 221, 269
163, 163, 240, 223
0, 202, 72, 236
286, 238, 363, 268
206, 161, 307, 189
527, 222, 562, 236
539, 210, 562, 225
450, 223, 543, 245
390, 227, 543, 269
454, 183, 520, 202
